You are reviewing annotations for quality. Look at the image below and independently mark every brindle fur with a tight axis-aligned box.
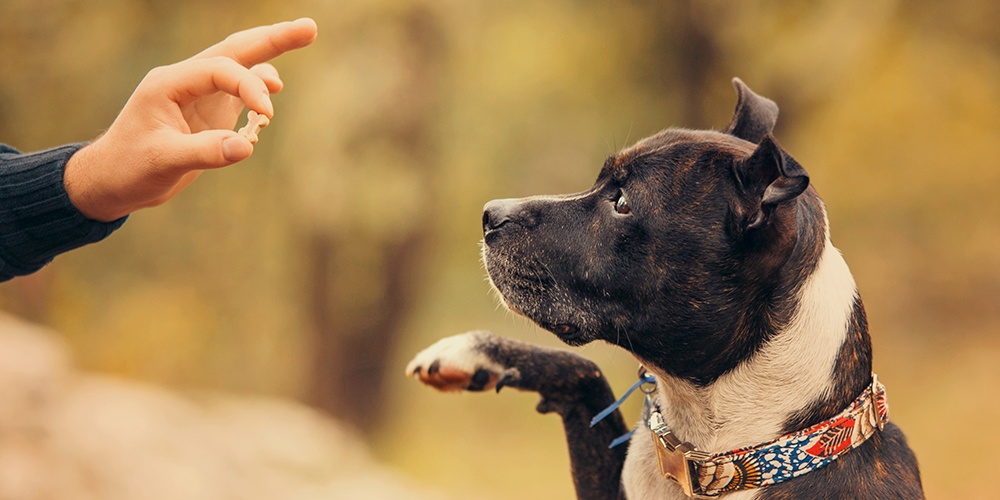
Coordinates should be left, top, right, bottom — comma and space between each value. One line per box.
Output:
413, 79, 923, 499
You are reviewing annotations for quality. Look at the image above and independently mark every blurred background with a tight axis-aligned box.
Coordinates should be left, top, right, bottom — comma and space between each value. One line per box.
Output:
1, 0, 998, 498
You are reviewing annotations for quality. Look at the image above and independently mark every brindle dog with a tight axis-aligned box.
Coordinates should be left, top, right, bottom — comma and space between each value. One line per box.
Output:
407, 79, 923, 499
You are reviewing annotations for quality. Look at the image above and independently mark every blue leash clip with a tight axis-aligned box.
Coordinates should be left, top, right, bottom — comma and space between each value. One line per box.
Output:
590, 367, 657, 448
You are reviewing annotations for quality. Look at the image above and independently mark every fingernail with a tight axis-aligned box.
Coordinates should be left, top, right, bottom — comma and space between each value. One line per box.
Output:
263, 90, 274, 116
222, 136, 252, 162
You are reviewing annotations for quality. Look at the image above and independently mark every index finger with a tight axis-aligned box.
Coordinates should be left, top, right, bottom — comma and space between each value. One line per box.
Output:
193, 17, 318, 68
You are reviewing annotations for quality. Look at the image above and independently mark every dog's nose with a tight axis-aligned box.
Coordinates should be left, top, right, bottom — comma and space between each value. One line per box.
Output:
483, 199, 515, 234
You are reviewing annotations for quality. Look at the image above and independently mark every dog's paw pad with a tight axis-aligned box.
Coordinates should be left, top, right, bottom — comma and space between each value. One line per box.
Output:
406, 332, 508, 392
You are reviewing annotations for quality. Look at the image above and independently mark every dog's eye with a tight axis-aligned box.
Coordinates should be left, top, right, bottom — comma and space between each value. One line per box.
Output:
614, 192, 631, 215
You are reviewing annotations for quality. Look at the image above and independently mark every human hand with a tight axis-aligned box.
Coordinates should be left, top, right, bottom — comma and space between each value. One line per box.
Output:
64, 18, 318, 222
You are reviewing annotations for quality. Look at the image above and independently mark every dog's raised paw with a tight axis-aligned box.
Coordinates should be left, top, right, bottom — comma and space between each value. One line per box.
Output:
405, 331, 513, 392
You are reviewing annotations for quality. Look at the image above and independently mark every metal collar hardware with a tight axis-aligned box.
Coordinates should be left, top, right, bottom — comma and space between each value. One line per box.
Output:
647, 408, 714, 498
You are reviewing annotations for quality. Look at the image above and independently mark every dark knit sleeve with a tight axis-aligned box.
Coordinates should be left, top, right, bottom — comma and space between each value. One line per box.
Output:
0, 143, 127, 281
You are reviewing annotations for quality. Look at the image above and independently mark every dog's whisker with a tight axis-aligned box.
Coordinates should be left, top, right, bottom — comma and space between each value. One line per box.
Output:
622, 328, 636, 358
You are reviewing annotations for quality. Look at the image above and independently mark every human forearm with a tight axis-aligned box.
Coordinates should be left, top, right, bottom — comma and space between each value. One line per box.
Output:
0, 144, 126, 281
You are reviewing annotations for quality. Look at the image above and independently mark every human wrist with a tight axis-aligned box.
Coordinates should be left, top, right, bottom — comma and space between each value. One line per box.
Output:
63, 140, 129, 222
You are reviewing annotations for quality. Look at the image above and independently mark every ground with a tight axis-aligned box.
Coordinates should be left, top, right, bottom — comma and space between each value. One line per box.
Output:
0, 314, 442, 500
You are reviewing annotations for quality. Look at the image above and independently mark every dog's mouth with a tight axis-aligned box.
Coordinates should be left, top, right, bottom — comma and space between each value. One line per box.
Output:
544, 322, 585, 345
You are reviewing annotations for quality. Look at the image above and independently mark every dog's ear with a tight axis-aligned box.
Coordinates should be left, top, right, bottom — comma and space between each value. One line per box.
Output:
734, 134, 809, 230
725, 78, 779, 144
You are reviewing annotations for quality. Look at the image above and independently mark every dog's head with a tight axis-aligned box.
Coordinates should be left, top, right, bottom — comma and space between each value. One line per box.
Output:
482, 79, 828, 383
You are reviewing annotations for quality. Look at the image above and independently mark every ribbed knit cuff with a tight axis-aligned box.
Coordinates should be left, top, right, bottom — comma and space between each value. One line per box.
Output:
0, 143, 127, 281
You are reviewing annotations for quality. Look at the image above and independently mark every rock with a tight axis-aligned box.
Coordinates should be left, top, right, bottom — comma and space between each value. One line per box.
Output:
0, 314, 443, 500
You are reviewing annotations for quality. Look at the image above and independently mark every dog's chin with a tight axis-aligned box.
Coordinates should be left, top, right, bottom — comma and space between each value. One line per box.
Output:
484, 254, 595, 346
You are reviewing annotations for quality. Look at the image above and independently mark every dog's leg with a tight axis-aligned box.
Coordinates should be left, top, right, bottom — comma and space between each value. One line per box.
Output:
407, 331, 628, 500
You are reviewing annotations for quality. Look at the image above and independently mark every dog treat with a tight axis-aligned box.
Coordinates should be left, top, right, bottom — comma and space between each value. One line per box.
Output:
237, 109, 270, 144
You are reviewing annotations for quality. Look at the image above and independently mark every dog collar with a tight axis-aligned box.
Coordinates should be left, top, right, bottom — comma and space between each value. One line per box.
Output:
644, 374, 889, 498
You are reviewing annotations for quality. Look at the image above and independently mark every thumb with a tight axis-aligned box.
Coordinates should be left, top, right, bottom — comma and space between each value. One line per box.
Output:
170, 129, 254, 169
220, 133, 254, 164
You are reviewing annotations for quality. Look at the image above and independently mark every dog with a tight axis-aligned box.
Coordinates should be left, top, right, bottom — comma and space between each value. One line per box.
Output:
406, 79, 923, 499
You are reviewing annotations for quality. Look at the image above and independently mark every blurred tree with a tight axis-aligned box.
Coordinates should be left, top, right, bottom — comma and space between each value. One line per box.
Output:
279, 0, 447, 433
642, 0, 721, 127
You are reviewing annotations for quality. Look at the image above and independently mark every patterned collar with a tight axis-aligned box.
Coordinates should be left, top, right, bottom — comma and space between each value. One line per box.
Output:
643, 374, 889, 498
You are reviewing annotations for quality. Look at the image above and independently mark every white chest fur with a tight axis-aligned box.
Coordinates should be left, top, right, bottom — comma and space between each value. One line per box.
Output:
621, 229, 858, 498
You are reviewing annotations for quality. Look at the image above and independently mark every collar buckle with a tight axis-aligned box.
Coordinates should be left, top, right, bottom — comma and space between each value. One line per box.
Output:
648, 410, 714, 498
